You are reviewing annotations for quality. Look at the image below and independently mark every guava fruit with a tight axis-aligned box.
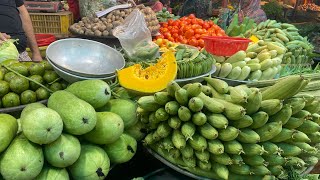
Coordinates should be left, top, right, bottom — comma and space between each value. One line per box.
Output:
20, 90, 37, 105
9, 76, 29, 94
66, 80, 111, 109
103, 133, 137, 164
47, 90, 97, 135
9, 63, 29, 76
35, 87, 50, 100
0, 66, 8, 76
21, 62, 33, 69
21, 107, 63, 145
29, 75, 44, 90
97, 99, 138, 129
0, 71, 4, 80
40, 60, 53, 70
0, 135, 44, 180
125, 121, 147, 141
69, 144, 110, 180
83, 112, 124, 145
44, 133, 81, 168
43, 70, 59, 83
28, 63, 45, 76
0, 114, 18, 153
49, 82, 63, 92
34, 165, 69, 180
2, 92, 20, 107
0, 80, 10, 97
4, 72, 17, 82
60, 80, 69, 89
0, 59, 19, 66
20, 102, 46, 118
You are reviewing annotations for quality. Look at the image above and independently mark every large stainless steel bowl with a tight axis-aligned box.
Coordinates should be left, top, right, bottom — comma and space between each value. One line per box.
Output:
46, 38, 125, 77
47, 57, 116, 83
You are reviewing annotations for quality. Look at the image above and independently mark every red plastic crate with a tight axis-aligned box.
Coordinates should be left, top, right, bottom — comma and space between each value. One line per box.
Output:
35, 34, 56, 47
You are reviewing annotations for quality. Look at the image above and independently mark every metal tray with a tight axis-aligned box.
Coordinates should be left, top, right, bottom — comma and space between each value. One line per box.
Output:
0, 99, 48, 113
175, 66, 216, 86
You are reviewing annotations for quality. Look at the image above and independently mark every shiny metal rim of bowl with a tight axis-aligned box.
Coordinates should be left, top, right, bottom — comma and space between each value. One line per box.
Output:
47, 57, 116, 80
46, 56, 116, 78
46, 38, 125, 76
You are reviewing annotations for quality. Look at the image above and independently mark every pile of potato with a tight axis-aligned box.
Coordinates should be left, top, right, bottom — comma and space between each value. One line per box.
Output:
69, 4, 160, 37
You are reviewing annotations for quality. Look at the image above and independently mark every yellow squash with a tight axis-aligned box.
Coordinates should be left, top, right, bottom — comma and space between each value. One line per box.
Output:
118, 51, 177, 94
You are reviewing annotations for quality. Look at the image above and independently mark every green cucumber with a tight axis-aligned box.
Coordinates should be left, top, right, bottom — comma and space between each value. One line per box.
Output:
197, 93, 225, 113
243, 88, 262, 115
155, 107, 169, 122
210, 153, 233, 165
207, 113, 229, 129
255, 122, 283, 142
168, 116, 181, 130
167, 81, 181, 97
188, 134, 207, 152
292, 130, 311, 143
204, 77, 229, 94
207, 139, 224, 155
195, 150, 210, 163
228, 164, 251, 175
237, 128, 260, 144
180, 144, 194, 159
259, 99, 283, 116
250, 111, 269, 129
243, 155, 266, 166
263, 154, 286, 166
172, 129, 186, 149
175, 88, 189, 106
260, 142, 282, 155
285, 97, 306, 115
181, 122, 196, 140
242, 143, 266, 156
165, 101, 180, 115
283, 117, 306, 129
186, 83, 202, 97
178, 106, 192, 122
218, 126, 240, 141
270, 128, 296, 143
276, 143, 302, 156
231, 115, 253, 129
188, 97, 204, 112
269, 104, 292, 124
224, 140, 244, 155
199, 123, 218, 140
212, 162, 229, 180
138, 96, 162, 111
192, 112, 207, 126
154, 92, 172, 105
296, 120, 320, 134
250, 166, 271, 176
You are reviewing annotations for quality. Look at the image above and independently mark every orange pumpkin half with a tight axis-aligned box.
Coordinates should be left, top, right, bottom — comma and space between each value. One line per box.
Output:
118, 51, 177, 94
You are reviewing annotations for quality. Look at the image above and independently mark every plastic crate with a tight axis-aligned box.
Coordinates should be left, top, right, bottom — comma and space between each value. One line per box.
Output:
29, 11, 73, 37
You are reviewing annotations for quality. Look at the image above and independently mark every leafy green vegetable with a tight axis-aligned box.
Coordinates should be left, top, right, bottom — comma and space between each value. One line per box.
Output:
0, 40, 19, 63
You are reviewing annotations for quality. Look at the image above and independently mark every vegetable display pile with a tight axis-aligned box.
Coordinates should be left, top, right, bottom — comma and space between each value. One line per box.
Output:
0, 60, 68, 108
156, 14, 226, 49
69, 4, 160, 37
0, 80, 142, 179
156, 7, 180, 23
226, 14, 257, 37
213, 40, 285, 81
137, 75, 320, 179
298, 3, 320, 12
245, 20, 314, 65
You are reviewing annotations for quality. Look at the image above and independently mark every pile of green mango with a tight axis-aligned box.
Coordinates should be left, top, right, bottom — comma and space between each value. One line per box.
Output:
0, 59, 68, 108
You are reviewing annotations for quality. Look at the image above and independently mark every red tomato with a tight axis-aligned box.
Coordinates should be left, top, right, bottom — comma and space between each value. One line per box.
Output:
195, 29, 204, 34
171, 28, 179, 34
188, 14, 196, 19
185, 29, 195, 39
189, 38, 199, 47
163, 32, 172, 39
181, 39, 188, 44
162, 23, 168, 28
197, 19, 204, 26
167, 19, 174, 26
172, 33, 179, 39
198, 39, 205, 47
194, 34, 201, 39
168, 37, 175, 42
202, 23, 211, 29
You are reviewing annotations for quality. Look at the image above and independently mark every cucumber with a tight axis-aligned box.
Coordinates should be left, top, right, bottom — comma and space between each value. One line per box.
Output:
250, 166, 271, 176
212, 162, 229, 180
155, 107, 170, 122
181, 122, 196, 140
248, 70, 262, 81
167, 81, 181, 97
227, 67, 242, 80
161, 136, 174, 151
296, 120, 320, 134
178, 106, 192, 122
294, 94, 315, 106
152, 131, 162, 142
228, 164, 251, 175
182, 84, 191, 90
204, 77, 229, 94
168, 116, 181, 130
213, 63, 222, 76
242, 143, 266, 156
207, 139, 224, 155
250, 111, 269, 129
168, 148, 181, 159
276, 143, 302, 156
224, 140, 244, 155
284, 117, 306, 129
260, 142, 282, 155
180, 144, 194, 159
218, 126, 240, 141
165, 101, 180, 115
290, 142, 317, 153
246, 58, 260, 64
138, 96, 162, 111
192, 112, 207, 126
207, 113, 229, 129
243, 155, 266, 166
269, 104, 292, 124
198, 161, 212, 171
247, 63, 261, 71
285, 97, 306, 115
186, 83, 202, 97
195, 150, 210, 163
259, 99, 283, 116
149, 112, 160, 125
270, 128, 296, 143
231, 154, 245, 165
263, 154, 286, 166
231, 115, 253, 129
143, 133, 155, 145
225, 50, 246, 64
255, 122, 283, 142
214, 98, 246, 120
301, 156, 319, 166
260, 59, 273, 70
172, 130, 186, 149
219, 63, 233, 78
156, 122, 172, 138
210, 153, 233, 165
229, 86, 248, 104
309, 132, 320, 144
188, 97, 204, 112
154, 92, 172, 105
291, 130, 311, 143
243, 88, 262, 115
237, 128, 260, 143
238, 66, 251, 81
312, 113, 320, 125
293, 110, 312, 120
246, 52, 257, 58
201, 85, 212, 96
285, 156, 306, 167
268, 165, 284, 176
199, 123, 218, 140
197, 93, 225, 113
175, 88, 189, 106
188, 134, 207, 152
182, 156, 196, 168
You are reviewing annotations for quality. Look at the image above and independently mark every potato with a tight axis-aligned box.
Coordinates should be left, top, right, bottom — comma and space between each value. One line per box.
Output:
105, 23, 113, 31
85, 24, 92, 29
111, 15, 116, 21
85, 29, 94, 36
120, 11, 126, 17
112, 21, 122, 27
107, 18, 112, 23
115, 16, 120, 20
101, 17, 107, 22
118, 17, 124, 22
107, 13, 112, 19
98, 25, 107, 32
92, 25, 99, 31
102, 30, 109, 37
94, 30, 102, 36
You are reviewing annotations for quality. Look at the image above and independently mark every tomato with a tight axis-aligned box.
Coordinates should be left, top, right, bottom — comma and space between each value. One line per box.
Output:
191, 19, 198, 25
195, 29, 204, 34
162, 22, 168, 28
197, 19, 204, 26
168, 37, 175, 42
172, 21, 180, 27
156, 35, 164, 39
167, 19, 174, 26
185, 29, 195, 39
172, 33, 179, 39
202, 23, 211, 30
191, 24, 202, 30
198, 39, 205, 47
163, 32, 172, 39
171, 28, 179, 34
194, 34, 201, 39
189, 38, 199, 47
188, 14, 196, 19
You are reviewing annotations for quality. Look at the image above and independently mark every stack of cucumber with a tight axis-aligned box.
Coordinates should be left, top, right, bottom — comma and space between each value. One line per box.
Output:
213, 40, 285, 81
175, 45, 215, 79
245, 20, 314, 65
137, 75, 320, 179
226, 14, 257, 37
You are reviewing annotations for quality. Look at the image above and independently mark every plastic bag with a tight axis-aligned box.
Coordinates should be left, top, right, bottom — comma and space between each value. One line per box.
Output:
0, 40, 19, 63
113, 9, 159, 62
